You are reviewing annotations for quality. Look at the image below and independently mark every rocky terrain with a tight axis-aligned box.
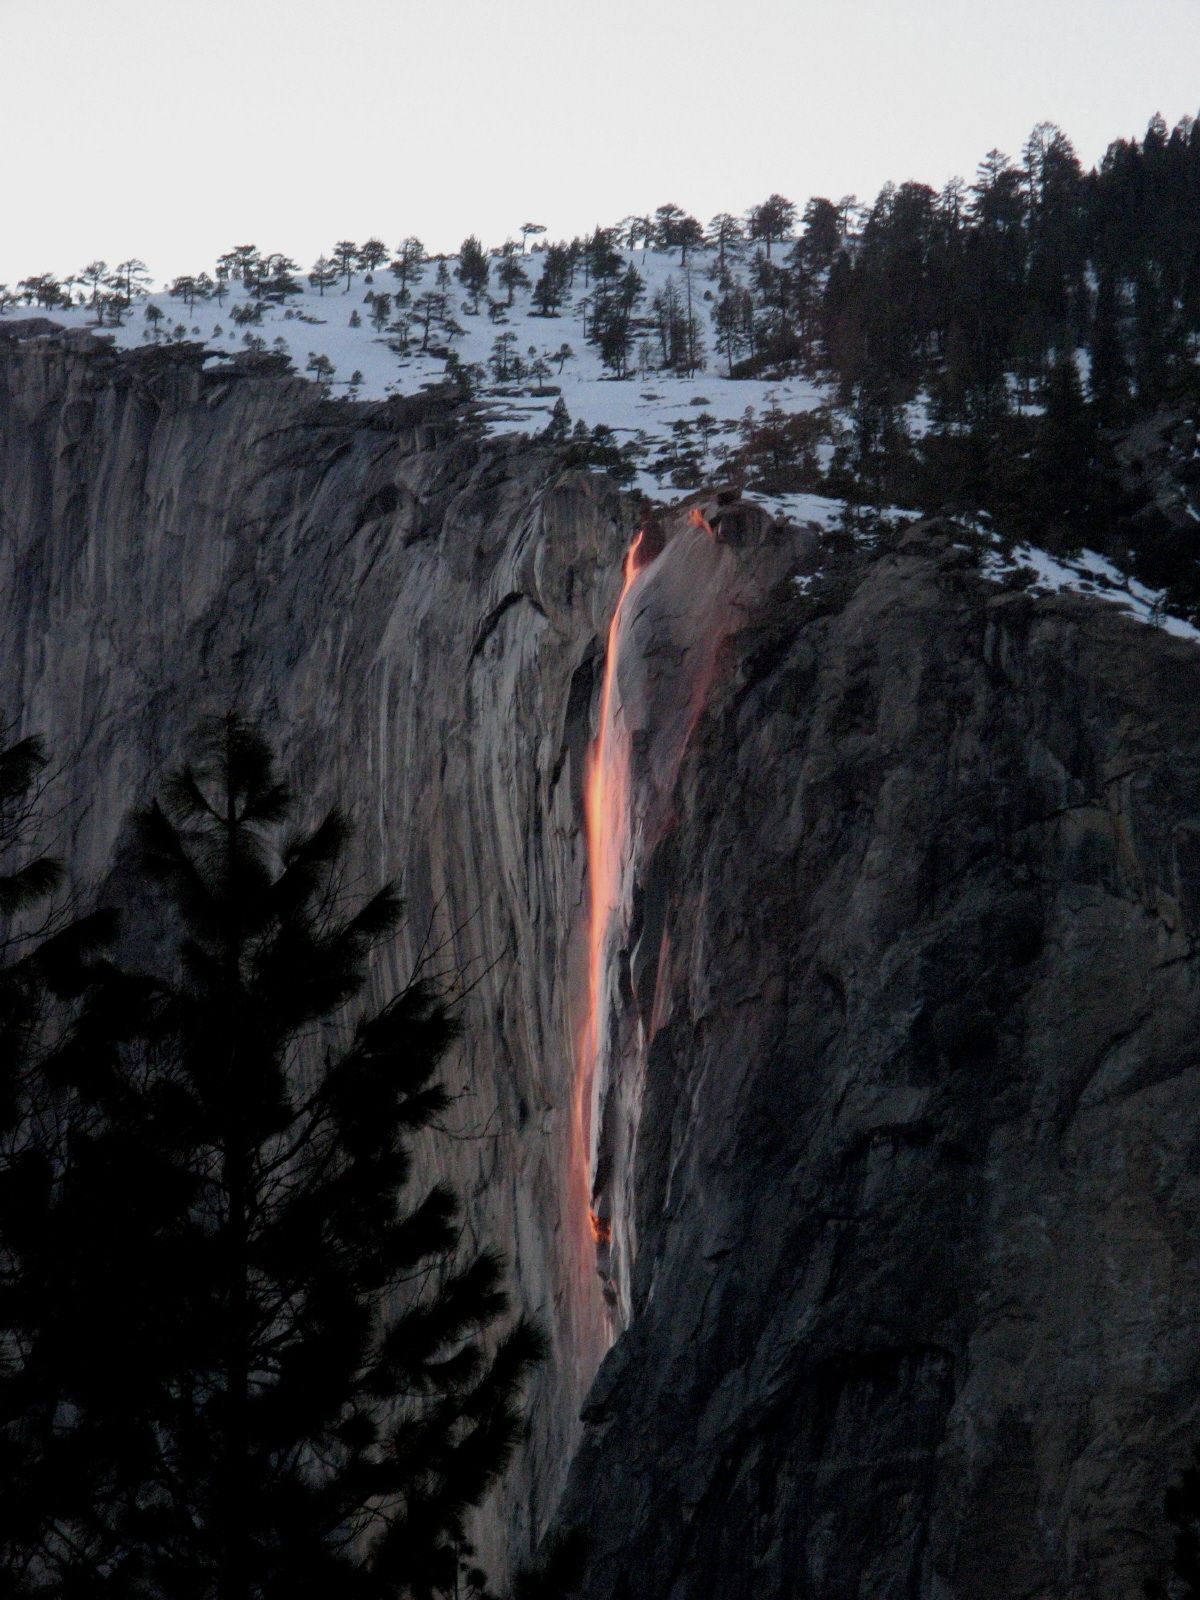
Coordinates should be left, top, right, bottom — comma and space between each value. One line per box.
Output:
4, 324, 1200, 1597
559, 523, 1200, 1598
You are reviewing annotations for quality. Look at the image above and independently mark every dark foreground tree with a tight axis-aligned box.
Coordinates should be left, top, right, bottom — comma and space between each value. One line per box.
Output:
456, 236, 490, 310
0, 715, 118, 1116
1147, 1447, 1200, 1599
0, 719, 118, 1592
0, 721, 71, 1590
0, 723, 65, 1065
19, 715, 549, 1600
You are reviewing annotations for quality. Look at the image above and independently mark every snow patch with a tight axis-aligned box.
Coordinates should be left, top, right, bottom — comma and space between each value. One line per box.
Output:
982, 540, 1200, 641
6, 245, 832, 521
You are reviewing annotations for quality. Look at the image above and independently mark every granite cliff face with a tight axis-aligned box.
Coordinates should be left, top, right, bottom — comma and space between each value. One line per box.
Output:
4, 328, 1200, 1598
559, 531, 1200, 1599
0, 328, 622, 1568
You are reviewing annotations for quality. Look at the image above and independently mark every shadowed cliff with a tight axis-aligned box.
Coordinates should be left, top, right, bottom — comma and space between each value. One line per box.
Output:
558, 524, 1200, 1599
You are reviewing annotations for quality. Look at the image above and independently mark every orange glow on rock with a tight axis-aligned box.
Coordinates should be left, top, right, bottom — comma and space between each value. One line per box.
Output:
577, 530, 645, 1252
688, 506, 716, 539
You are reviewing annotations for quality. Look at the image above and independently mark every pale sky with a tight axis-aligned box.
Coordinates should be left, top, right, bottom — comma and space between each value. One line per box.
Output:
1, 0, 1197, 287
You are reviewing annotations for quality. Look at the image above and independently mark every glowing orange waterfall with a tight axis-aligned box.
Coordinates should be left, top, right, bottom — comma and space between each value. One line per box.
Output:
578, 531, 645, 1248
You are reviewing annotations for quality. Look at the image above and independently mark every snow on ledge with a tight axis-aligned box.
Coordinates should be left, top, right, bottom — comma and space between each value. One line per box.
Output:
982, 541, 1200, 642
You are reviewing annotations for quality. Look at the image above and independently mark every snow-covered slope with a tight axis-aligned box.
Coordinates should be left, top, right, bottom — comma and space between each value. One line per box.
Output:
5, 244, 843, 527
8, 242, 1196, 645
982, 540, 1200, 641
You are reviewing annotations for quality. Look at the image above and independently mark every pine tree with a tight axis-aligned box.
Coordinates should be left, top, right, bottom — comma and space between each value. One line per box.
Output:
366, 291, 392, 332
1147, 1447, 1200, 1599
1089, 271, 1131, 427
653, 203, 685, 251
1027, 345, 1095, 538
110, 259, 151, 307
652, 206, 702, 262
218, 247, 261, 286
582, 228, 622, 287
0, 720, 114, 1078
257, 256, 301, 305
490, 331, 517, 382
706, 214, 742, 273
390, 238, 426, 298
412, 292, 438, 352
542, 396, 570, 441
712, 285, 753, 376
169, 276, 201, 313
434, 258, 453, 317
0, 720, 117, 1594
22, 716, 546, 1600
456, 237, 491, 311
356, 239, 388, 277
76, 261, 109, 314
15, 276, 68, 312
496, 249, 530, 309
746, 194, 797, 258
308, 257, 339, 297
0, 725, 67, 1092
619, 215, 653, 255
798, 198, 842, 273
333, 241, 359, 292
531, 246, 571, 318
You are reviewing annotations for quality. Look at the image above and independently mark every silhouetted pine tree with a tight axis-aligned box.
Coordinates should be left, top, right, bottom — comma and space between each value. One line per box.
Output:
1027, 345, 1096, 538
22, 715, 545, 1600
1089, 271, 1132, 428
0, 726, 64, 1070
456, 236, 491, 310
1147, 1447, 1200, 1599
0, 720, 117, 1595
496, 248, 530, 309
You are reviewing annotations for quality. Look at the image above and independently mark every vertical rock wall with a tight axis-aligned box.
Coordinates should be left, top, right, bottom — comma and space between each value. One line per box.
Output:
556, 528, 1200, 1600
0, 332, 628, 1572
582, 510, 813, 1323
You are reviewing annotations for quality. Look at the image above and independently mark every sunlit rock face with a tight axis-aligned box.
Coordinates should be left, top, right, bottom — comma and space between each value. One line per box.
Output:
5, 329, 1200, 1599
580, 508, 813, 1327
556, 524, 1200, 1600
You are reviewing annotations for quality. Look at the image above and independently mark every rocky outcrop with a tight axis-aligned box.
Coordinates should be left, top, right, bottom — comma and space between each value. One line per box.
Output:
4, 328, 1200, 1598
558, 526, 1200, 1600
